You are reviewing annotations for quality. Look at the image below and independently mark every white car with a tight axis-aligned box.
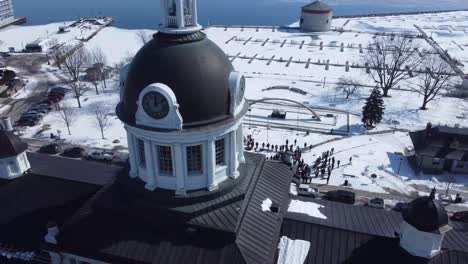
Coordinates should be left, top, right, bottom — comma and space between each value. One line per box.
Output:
297, 184, 319, 198
367, 198, 385, 209
86, 150, 114, 162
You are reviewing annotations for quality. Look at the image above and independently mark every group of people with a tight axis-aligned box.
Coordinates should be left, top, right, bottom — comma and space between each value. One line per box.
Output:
244, 136, 356, 186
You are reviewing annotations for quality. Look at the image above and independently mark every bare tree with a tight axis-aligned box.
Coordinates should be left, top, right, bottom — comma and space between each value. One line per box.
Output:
411, 56, 455, 110
136, 30, 151, 46
93, 106, 110, 139
89, 69, 101, 95
363, 35, 422, 97
66, 80, 89, 108
89, 47, 108, 89
444, 176, 456, 197
58, 104, 77, 135
63, 47, 90, 82
335, 77, 362, 99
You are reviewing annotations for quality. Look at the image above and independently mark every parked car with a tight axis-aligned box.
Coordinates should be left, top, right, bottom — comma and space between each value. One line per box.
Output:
0, 52, 11, 58
367, 198, 385, 209
63, 147, 86, 158
271, 109, 286, 119
85, 150, 114, 161
450, 211, 468, 223
15, 119, 38, 127
323, 190, 356, 204
297, 184, 319, 198
28, 107, 48, 114
50, 87, 67, 94
392, 202, 409, 212
39, 144, 62, 154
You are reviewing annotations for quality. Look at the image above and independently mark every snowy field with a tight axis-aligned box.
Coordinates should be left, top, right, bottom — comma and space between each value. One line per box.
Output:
0, 17, 111, 52
3, 11, 467, 197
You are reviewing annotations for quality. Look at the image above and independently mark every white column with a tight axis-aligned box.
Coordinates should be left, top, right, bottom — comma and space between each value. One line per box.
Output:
160, 0, 167, 27
206, 139, 218, 191
191, 0, 198, 25
237, 123, 245, 163
176, 0, 185, 29
229, 131, 240, 179
126, 133, 138, 178
144, 140, 157, 190
174, 143, 186, 195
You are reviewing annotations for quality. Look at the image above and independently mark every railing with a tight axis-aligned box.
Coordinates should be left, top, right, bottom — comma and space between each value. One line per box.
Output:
167, 15, 193, 27
167, 16, 177, 27
184, 15, 193, 26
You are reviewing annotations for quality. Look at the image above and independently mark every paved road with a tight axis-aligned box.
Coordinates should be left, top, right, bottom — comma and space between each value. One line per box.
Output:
0, 54, 65, 122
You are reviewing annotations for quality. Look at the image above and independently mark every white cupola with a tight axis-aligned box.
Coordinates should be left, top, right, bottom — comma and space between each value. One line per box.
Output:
399, 189, 452, 259
0, 117, 31, 179
159, 0, 202, 34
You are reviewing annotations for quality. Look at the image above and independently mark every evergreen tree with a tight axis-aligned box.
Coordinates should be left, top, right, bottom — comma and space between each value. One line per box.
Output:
362, 88, 385, 129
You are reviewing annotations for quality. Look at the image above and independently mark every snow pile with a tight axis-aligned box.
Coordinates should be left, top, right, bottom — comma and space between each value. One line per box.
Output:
288, 200, 327, 219
290, 183, 298, 196
261, 198, 273, 212
277, 236, 310, 264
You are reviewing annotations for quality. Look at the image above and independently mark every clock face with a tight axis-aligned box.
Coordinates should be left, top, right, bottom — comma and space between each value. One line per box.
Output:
142, 91, 170, 119
238, 76, 246, 104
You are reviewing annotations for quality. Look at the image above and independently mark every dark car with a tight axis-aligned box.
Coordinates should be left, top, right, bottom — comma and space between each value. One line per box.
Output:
63, 147, 85, 158
324, 190, 356, 204
15, 119, 38, 127
271, 109, 287, 119
39, 144, 62, 154
392, 202, 409, 212
451, 211, 468, 223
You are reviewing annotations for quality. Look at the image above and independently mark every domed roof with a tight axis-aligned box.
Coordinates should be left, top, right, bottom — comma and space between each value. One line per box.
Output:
0, 130, 28, 159
402, 190, 449, 232
302, 1, 332, 11
117, 31, 234, 128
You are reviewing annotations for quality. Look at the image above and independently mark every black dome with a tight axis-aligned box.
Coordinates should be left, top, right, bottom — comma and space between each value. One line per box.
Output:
118, 31, 234, 127
0, 131, 28, 159
403, 192, 449, 232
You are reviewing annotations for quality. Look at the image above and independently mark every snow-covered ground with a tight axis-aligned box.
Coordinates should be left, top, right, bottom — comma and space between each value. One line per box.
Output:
2, 11, 467, 197
0, 17, 112, 53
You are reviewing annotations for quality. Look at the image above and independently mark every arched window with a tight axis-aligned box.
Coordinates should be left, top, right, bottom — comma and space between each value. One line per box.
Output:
168, 0, 177, 16
184, 0, 192, 15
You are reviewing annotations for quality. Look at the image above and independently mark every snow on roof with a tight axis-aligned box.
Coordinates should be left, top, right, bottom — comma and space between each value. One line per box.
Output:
262, 198, 273, 212
288, 200, 327, 219
277, 236, 311, 264
290, 183, 298, 196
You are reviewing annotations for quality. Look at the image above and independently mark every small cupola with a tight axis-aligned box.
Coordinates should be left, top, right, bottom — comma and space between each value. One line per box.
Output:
0, 117, 31, 179
159, 0, 202, 34
399, 188, 452, 258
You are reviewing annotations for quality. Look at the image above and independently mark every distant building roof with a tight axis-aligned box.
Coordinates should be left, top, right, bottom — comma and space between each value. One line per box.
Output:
302, 1, 332, 12
0, 131, 28, 159
409, 126, 468, 159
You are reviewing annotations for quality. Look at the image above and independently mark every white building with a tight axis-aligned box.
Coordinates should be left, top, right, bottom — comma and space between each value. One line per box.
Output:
0, 117, 31, 179
117, 0, 248, 195
300, 1, 333, 32
0, 0, 14, 27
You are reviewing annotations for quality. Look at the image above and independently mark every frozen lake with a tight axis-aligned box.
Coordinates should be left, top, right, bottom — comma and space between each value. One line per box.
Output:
13, 0, 468, 29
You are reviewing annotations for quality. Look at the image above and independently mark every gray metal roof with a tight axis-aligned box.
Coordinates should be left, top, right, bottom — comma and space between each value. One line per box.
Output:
236, 160, 293, 264
302, 1, 332, 11
0, 131, 27, 159
283, 196, 468, 253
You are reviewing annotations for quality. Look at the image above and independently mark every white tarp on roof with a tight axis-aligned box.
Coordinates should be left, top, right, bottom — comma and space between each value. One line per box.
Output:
261, 198, 273, 212
288, 200, 327, 219
277, 236, 310, 264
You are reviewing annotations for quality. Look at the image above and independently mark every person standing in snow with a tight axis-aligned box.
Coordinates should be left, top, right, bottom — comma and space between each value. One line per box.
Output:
337, 160, 341, 168
349, 156, 353, 165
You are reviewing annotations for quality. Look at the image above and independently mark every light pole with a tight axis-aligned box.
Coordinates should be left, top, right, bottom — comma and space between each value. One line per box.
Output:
267, 115, 270, 144
397, 157, 403, 175
296, 105, 300, 136
248, 108, 252, 129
